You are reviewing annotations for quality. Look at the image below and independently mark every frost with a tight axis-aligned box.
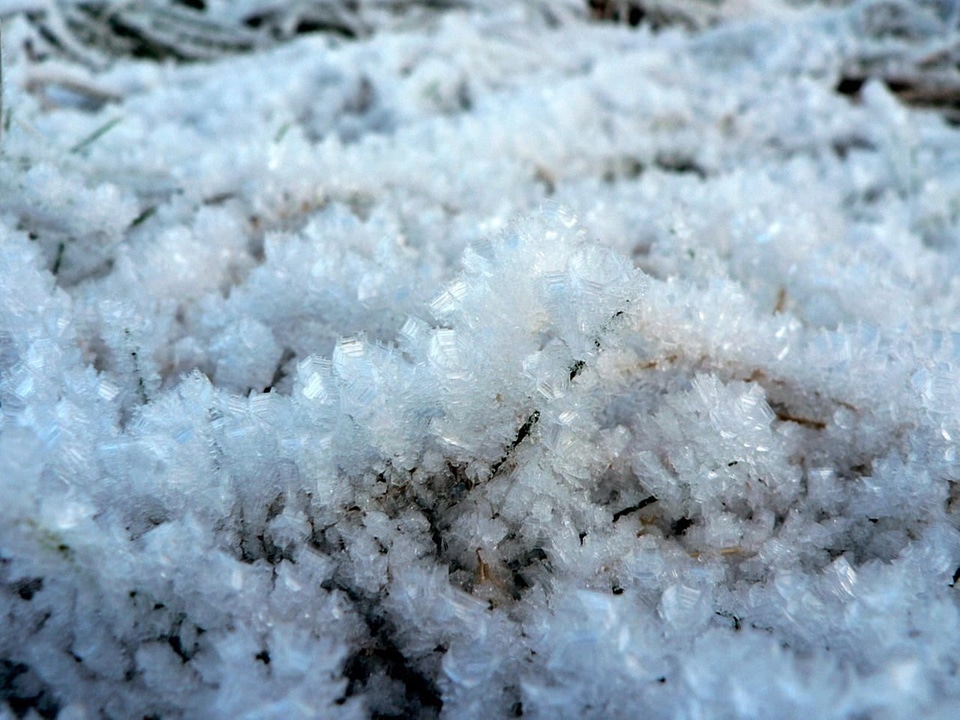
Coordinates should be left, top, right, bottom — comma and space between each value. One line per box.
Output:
3, 1, 960, 718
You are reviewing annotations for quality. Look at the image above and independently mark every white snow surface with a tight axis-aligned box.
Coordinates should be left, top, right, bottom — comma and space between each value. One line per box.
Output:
2, 1, 960, 717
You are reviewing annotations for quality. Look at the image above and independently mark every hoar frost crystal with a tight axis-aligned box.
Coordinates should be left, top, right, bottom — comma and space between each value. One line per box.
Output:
2, 1, 960, 718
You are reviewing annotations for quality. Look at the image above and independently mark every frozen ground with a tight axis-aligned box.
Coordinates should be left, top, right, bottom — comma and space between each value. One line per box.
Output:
2, 0, 960, 717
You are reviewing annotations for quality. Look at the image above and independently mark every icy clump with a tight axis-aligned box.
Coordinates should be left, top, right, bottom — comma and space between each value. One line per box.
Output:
3, 0, 960, 718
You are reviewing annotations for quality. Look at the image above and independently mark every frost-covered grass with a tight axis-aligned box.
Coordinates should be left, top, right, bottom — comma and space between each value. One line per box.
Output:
2, 1, 960, 718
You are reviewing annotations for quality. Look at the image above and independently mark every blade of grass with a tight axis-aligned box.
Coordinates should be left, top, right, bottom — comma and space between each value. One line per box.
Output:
70, 116, 122, 155
1, 23, 4, 152
130, 205, 157, 228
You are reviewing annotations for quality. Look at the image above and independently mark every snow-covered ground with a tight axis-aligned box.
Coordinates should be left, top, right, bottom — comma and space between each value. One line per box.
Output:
2, 1, 960, 717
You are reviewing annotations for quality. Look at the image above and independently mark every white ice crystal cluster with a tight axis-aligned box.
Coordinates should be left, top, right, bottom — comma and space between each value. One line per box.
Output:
2, 0, 960, 717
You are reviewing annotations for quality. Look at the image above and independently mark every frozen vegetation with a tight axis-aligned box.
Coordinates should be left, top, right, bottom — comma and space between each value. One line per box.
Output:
2, 0, 960, 717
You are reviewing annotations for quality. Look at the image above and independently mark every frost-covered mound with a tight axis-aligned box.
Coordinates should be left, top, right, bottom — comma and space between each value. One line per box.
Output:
3, 1, 960, 718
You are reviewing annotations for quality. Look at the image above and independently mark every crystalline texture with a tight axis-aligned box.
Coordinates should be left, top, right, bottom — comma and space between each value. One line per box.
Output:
2, 2, 960, 719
